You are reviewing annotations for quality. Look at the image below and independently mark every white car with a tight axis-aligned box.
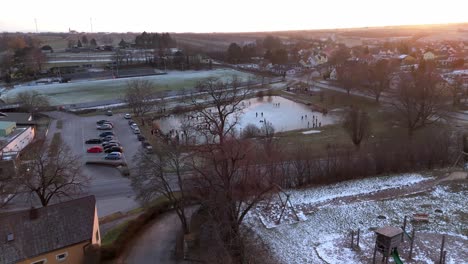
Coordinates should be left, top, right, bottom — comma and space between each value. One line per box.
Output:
124, 113, 131, 119
133, 128, 141, 134
97, 124, 113, 130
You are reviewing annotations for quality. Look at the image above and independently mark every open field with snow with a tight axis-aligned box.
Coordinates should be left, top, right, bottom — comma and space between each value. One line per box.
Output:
2, 69, 257, 106
244, 173, 467, 264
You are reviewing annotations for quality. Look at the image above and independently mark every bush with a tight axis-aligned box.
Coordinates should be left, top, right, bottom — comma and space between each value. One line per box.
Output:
241, 124, 260, 139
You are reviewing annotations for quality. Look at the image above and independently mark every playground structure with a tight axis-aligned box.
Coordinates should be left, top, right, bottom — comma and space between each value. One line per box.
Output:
372, 226, 404, 264
370, 216, 449, 264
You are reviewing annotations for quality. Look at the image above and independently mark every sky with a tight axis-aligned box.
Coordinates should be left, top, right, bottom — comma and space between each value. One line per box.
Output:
1, 0, 467, 33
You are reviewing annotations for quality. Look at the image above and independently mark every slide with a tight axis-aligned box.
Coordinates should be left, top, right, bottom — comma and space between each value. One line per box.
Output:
392, 249, 404, 264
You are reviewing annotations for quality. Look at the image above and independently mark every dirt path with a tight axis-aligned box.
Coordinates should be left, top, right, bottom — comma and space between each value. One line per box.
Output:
300, 171, 466, 214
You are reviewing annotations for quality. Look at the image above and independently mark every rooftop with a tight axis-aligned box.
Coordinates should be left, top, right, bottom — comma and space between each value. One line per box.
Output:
375, 226, 403, 238
0, 112, 34, 125
0, 196, 97, 264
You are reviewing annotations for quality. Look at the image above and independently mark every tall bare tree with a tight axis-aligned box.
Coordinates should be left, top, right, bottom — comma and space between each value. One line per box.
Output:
391, 64, 446, 137
185, 78, 274, 260
131, 143, 191, 234
124, 79, 155, 116
343, 107, 371, 149
367, 59, 398, 102
18, 139, 89, 207
16, 90, 50, 117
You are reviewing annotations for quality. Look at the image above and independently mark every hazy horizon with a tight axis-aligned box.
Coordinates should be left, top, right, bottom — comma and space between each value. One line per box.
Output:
1, 0, 467, 34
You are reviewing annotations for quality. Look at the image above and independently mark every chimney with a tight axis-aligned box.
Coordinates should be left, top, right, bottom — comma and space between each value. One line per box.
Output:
29, 207, 39, 220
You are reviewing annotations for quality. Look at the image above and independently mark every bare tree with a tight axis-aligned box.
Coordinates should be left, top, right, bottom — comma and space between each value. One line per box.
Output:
391, 66, 446, 138
366, 59, 397, 102
342, 107, 371, 149
186, 77, 247, 145
124, 79, 155, 116
448, 75, 465, 107
15, 90, 50, 117
185, 78, 274, 260
336, 61, 366, 95
18, 139, 89, 207
131, 143, 191, 234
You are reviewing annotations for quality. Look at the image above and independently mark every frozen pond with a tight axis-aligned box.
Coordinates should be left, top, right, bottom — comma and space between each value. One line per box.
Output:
156, 96, 339, 134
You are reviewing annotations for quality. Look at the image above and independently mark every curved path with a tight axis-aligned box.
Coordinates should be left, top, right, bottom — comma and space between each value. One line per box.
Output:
123, 207, 197, 264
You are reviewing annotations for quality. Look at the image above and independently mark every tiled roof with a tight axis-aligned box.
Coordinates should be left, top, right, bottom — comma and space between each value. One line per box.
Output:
0, 196, 96, 264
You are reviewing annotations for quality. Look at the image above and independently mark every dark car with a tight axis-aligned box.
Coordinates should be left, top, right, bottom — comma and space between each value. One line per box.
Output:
103, 143, 121, 150
85, 138, 103, 144
99, 131, 115, 137
103, 135, 115, 141
104, 146, 123, 153
128, 120, 135, 125
137, 134, 146, 141
102, 141, 120, 147
96, 120, 110, 125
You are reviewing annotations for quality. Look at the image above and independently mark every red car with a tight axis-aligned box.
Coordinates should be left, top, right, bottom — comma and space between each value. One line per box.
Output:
87, 146, 103, 153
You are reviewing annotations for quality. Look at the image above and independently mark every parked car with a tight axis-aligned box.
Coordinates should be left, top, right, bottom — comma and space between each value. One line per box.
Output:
103, 135, 115, 141
102, 121, 114, 126
87, 146, 103, 153
85, 138, 103, 144
102, 141, 120, 147
137, 134, 146, 141
128, 120, 135, 125
105, 152, 122, 160
99, 132, 115, 137
104, 146, 123, 153
124, 113, 131, 119
96, 120, 110, 125
130, 123, 138, 128
142, 142, 153, 153
106, 110, 113, 116
97, 124, 113, 130
133, 128, 141, 134
103, 143, 121, 149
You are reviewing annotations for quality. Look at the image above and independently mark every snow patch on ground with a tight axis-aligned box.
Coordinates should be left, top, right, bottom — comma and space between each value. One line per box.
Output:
302, 130, 321, 134
244, 174, 467, 264
289, 173, 430, 206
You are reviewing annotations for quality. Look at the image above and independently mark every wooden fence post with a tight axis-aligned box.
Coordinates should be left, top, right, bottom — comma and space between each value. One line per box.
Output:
402, 216, 407, 242
409, 228, 415, 260
351, 230, 354, 249
357, 228, 360, 248
439, 235, 445, 264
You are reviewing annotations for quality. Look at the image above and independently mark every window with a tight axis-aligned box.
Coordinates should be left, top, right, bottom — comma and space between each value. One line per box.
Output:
56, 252, 68, 262
30, 259, 46, 264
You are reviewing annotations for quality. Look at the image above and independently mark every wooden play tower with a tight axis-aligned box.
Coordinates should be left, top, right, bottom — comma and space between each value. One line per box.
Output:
372, 226, 404, 264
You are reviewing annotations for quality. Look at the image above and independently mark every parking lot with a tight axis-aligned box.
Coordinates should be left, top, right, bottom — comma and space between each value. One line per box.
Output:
47, 111, 146, 216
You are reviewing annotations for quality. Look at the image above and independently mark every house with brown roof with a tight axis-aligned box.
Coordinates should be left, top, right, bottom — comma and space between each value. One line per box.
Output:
0, 196, 100, 264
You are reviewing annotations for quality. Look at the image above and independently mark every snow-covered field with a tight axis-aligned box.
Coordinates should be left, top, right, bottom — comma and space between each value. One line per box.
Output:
244, 174, 468, 264
1, 69, 257, 106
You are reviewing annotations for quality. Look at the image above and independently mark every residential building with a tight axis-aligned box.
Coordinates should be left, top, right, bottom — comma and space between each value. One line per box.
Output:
423, 51, 436, 61
0, 196, 101, 264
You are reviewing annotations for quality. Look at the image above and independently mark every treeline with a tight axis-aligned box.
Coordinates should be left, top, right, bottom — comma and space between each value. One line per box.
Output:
134, 32, 176, 49
226, 35, 289, 64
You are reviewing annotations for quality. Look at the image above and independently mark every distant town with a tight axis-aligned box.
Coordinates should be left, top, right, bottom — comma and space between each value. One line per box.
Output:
0, 22, 467, 264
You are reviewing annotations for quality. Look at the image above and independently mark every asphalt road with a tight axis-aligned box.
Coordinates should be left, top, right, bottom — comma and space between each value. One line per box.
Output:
124, 207, 198, 264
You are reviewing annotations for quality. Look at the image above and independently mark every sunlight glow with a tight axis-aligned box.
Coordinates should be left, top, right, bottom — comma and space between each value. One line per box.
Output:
1, 0, 467, 32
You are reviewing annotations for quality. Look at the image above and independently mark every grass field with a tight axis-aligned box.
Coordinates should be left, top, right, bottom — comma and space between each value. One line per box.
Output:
3, 69, 257, 106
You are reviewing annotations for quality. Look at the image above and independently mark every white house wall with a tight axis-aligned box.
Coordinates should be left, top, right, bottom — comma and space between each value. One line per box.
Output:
2, 127, 35, 153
